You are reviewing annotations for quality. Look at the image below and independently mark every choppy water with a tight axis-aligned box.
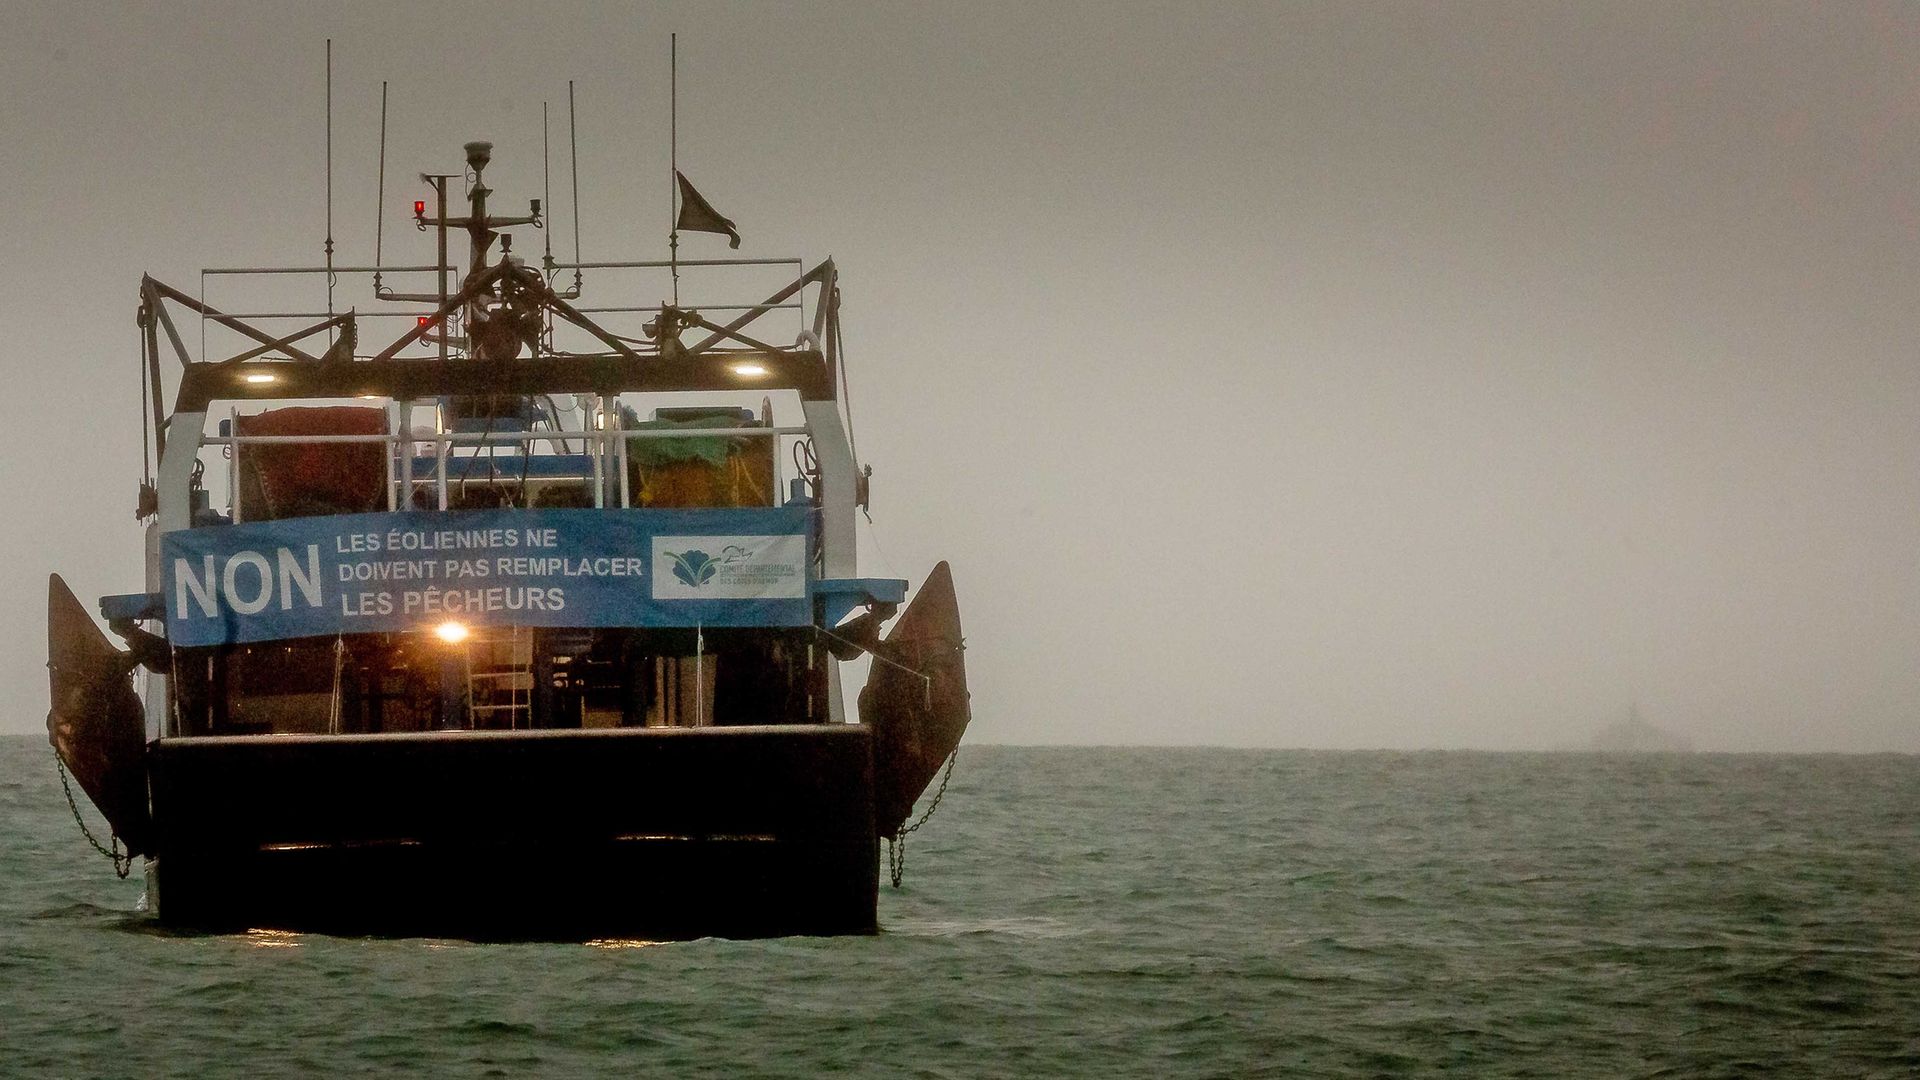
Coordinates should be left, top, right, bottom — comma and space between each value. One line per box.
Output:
3, 736, 1917, 1077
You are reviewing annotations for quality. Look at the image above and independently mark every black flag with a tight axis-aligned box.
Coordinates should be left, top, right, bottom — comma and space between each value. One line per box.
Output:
675, 171, 740, 249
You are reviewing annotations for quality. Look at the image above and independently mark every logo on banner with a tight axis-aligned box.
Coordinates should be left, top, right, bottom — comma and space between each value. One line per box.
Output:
653, 535, 806, 600
664, 548, 721, 587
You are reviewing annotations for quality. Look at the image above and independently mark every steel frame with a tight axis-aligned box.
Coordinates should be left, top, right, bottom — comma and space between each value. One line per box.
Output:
140, 256, 844, 419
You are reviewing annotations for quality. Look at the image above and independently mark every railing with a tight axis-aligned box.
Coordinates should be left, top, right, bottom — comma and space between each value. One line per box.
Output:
189, 258, 815, 363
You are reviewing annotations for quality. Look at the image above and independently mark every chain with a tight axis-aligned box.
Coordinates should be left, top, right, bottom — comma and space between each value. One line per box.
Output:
887, 745, 957, 888
53, 749, 132, 879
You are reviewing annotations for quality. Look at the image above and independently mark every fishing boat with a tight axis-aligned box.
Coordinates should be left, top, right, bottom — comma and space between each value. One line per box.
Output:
45, 132, 969, 939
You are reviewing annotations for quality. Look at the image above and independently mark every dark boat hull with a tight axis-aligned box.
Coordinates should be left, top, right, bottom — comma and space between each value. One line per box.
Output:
146, 725, 878, 939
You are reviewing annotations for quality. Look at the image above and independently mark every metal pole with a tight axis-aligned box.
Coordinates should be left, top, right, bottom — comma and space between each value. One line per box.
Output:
568, 81, 583, 296
543, 258, 800, 271
385, 400, 397, 512
398, 399, 413, 509
670, 33, 679, 306
540, 100, 554, 355
136, 320, 151, 486
202, 264, 448, 275
436, 434, 449, 511
542, 101, 553, 266
373, 82, 388, 295
595, 395, 614, 507
141, 287, 166, 461
228, 406, 241, 522
200, 426, 797, 447
616, 413, 631, 507
434, 176, 449, 367
324, 39, 335, 336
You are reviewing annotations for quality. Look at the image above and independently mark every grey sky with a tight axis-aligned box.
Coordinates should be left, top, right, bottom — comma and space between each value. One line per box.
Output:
3, 1, 1917, 750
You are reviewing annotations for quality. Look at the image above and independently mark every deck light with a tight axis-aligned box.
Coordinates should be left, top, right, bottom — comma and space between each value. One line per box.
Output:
730, 362, 770, 378
434, 620, 469, 644
244, 372, 276, 385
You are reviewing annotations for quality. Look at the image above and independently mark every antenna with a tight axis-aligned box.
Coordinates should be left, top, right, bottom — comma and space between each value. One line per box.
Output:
542, 101, 554, 267
324, 39, 336, 336
373, 81, 388, 297
669, 33, 679, 305
541, 99, 555, 353
567, 79, 583, 296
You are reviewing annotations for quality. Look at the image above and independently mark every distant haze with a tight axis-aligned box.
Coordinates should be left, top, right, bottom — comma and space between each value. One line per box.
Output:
3, 2, 1917, 751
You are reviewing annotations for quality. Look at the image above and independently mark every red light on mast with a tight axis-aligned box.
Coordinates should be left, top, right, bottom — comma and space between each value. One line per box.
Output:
413, 200, 426, 216
417, 316, 431, 327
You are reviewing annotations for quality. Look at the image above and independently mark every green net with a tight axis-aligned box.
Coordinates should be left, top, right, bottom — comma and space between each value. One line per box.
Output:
624, 409, 755, 469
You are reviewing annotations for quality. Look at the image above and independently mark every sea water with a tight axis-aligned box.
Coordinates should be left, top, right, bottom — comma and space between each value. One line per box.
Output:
3, 737, 1915, 1077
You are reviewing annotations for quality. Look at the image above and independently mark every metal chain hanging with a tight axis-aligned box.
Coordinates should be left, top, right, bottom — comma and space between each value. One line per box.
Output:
887, 745, 957, 888
54, 750, 132, 879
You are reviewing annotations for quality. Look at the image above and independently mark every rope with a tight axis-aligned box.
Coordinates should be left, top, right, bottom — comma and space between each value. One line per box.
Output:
328, 635, 346, 734
857, 511, 900, 582
54, 749, 132, 879
813, 624, 933, 705
834, 294, 859, 467
831, 302, 878, 524
887, 746, 956, 888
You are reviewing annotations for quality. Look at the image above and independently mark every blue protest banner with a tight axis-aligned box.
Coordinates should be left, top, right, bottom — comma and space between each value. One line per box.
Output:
161, 507, 813, 646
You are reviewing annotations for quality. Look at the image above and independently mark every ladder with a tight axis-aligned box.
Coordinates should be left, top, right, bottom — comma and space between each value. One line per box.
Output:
467, 626, 533, 729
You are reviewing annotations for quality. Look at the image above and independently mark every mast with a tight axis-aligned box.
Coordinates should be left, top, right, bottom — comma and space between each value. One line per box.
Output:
669, 33, 680, 306
323, 39, 335, 336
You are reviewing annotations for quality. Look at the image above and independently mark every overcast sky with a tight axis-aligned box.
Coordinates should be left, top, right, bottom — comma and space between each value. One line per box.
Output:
3, 1, 1917, 751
